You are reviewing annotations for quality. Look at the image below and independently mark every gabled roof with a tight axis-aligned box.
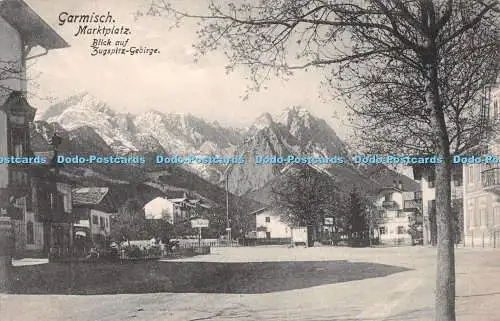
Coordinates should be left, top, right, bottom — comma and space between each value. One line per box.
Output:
0, 0, 69, 49
72, 187, 109, 206
248, 207, 270, 216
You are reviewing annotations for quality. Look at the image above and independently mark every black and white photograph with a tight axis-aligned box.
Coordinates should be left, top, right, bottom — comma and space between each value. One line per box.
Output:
0, 0, 499, 320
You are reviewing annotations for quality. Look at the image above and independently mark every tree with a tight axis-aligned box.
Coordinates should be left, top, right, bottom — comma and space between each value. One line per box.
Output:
0, 59, 22, 96
271, 166, 342, 241
147, 1, 499, 319
111, 199, 149, 242
345, 187, 370, 239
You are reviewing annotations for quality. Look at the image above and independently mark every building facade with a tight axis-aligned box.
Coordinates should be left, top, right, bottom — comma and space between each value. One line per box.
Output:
412, 164, 464, 245
144, 194, 214, 226
463, 87, 500, 247
72, 187, 117, 245
372, 181, 422, 246
0, 0, 69, 257
251, 207, 291, 240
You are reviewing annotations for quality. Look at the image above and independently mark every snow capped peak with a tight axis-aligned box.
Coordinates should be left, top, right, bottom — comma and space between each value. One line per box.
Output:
275, 106, 314, 126
250, 112, 274, 131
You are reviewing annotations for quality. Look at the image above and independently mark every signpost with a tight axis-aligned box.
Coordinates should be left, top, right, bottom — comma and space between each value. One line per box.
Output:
191, 219, 209, 248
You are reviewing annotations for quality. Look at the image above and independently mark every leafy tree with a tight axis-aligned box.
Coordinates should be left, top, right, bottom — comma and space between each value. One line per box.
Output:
271, 166, 342, 240
345, 187, 370, 239
111, 199, 149, 241
145, 1, 499, 318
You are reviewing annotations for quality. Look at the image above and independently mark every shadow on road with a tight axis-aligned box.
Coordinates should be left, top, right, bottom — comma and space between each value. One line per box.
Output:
10, 260, 410, 295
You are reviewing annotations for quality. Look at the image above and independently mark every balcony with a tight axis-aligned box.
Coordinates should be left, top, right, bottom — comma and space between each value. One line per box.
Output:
382, 200, 397, 208
481, 168, 500, 193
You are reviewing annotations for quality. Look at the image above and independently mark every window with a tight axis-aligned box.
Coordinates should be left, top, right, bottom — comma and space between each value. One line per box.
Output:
384, 194, 392, 201
92, 215, 99, 225
487, 208, 494, 227
480, 208, 487, 227
26, 221, 34, 244
428, 172, 435, 188
475, 209, 482, 227
265, 216, 270, 223
379, 227, 386, 235
106, 218, 109, 228
397, 226, 405, 234
14, 143, 23, 157
266, 232, 271, 239
100, 217, 105, 227
468, 166, 474, 184
494, 207, 500, 226
468, 208, 474, 228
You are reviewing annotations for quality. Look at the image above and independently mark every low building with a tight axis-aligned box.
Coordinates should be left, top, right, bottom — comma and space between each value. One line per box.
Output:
72, 187, 117, 245
250, 207, 291, 241
371, 179, 421, 246
144, 193, 214, 225
144, 196, 172, 222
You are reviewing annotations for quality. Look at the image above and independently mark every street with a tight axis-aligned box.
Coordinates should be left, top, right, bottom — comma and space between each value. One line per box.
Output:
2, 246, 500, 321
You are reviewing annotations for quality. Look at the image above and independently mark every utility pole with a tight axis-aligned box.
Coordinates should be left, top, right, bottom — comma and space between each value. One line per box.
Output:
225, 168, 231, 246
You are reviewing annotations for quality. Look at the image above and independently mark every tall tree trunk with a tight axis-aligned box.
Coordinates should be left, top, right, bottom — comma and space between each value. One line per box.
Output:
424, 50, 456, 320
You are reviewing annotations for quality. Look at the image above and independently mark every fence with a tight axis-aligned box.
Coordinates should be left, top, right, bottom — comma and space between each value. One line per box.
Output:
48, 243, 212, 262
240, 238, 292, 246
173, 239, 239, 248
462, 231, 500, 248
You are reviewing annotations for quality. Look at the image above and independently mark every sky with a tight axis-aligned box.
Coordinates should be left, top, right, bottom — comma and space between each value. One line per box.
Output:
25, 0, 352, 138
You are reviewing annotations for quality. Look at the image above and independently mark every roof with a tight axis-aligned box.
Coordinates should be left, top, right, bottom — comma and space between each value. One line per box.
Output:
168, 197, 187, 203
72, 187, 109, 206
365, 164, 420, 192
0, 0, 69, 49
248, 207, 270, 216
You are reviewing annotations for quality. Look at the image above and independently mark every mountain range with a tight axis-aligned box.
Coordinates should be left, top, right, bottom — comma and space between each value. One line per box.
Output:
30, 92, 418, 209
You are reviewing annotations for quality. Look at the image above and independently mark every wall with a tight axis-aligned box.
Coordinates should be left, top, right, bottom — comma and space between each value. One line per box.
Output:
0, 110, 7, 189
89, 209, 112, 237
374, 190, 412, 244
255, 210, 291, 239
462, 89, 500, 244
144, 197, 173, 223
57, 182, 72, 214
0, 16, 23, 190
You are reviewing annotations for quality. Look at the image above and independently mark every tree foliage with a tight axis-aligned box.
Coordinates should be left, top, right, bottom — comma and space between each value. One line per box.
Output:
345, 187, 370, 236
271, 166, 342, 227
111, 199, 174, 241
